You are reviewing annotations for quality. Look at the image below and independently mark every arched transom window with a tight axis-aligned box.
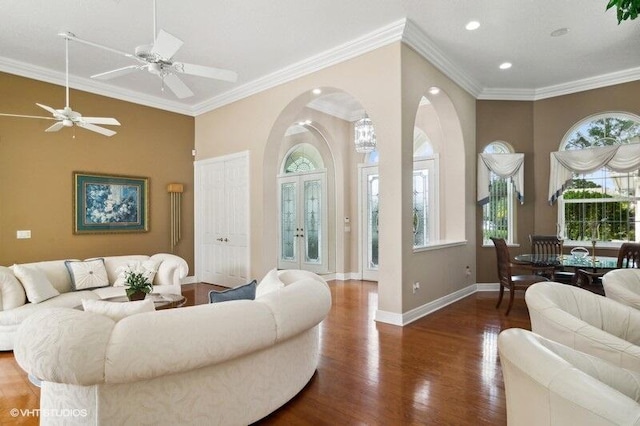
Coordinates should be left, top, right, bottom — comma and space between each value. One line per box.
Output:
283, 143, 324, 174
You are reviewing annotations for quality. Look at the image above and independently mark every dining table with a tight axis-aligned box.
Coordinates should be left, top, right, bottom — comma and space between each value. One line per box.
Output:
513, 253, 619, 287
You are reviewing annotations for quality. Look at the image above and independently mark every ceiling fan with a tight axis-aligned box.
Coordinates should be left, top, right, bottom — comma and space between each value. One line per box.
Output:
63, 0, 238, 99
0, 35, 121, 137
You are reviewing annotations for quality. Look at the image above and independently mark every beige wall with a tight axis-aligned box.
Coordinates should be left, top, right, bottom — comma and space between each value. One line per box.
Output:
400, 45, 476, 312
476, 80, 640, 283
0, 72, 195, 271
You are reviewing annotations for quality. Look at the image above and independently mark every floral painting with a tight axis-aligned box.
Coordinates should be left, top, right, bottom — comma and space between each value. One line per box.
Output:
74, 172, 149, 233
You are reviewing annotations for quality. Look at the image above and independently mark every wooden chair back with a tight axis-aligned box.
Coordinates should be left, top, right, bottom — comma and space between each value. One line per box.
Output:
491, 237, 512, 287
617, 243, 640, 268
530, 235, 562, 257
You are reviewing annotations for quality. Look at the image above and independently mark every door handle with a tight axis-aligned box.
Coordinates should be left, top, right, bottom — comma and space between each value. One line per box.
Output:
223, 238, 228, 242
216, 238, 223, 242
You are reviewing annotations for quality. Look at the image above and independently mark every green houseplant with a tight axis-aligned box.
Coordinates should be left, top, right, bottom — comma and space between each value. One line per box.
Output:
606, 0, 640, 23
123, 268, 154, 301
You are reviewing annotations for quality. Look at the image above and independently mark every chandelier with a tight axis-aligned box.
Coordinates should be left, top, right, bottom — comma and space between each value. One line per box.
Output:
354, 114, 376, 153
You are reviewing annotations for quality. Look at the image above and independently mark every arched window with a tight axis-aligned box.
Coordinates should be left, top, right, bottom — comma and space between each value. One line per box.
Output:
413, 128, 438, 248
558, 112, 640, 244
482, 141, 516, 245
282, 143, 324, 174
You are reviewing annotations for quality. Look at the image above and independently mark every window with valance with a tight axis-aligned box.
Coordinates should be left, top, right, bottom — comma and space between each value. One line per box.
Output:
550, 112, 640, 244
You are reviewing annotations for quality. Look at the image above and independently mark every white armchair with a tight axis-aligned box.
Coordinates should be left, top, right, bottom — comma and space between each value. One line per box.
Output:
603, 269, 640, 310
498, 328, 640, 425
525, 281, 640, 371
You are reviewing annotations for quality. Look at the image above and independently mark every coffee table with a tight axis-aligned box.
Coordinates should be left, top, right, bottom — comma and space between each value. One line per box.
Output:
101, 293, 187, 310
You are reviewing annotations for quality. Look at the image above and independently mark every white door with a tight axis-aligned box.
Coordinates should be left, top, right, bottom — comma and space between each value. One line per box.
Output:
195, 152, 249, 287
359, 165, 379, 281
278, 171, 328, 273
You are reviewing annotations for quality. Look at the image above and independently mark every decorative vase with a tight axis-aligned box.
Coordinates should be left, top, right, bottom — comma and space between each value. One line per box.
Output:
128, 291, 146, 301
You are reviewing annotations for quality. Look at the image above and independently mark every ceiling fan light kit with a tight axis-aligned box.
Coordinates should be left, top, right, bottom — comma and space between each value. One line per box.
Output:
61, 0, 237, 100
0, 36, 120, 137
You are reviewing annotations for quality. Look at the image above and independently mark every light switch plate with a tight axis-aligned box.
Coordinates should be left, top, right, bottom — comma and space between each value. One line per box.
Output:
17, 230, 31, 239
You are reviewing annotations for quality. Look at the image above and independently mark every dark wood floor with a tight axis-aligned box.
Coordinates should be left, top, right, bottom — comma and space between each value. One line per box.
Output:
0, 281, 530, 425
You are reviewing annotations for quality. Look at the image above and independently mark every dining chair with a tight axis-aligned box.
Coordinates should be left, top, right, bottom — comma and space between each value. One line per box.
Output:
491, 237, 549, 315
576, 242, 640, 289
528, 235, 562, 279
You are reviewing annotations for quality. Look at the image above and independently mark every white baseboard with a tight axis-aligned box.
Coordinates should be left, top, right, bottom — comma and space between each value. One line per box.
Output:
321, 272, 363, 281
375, 283, 478, 326
476, 283, 500, 291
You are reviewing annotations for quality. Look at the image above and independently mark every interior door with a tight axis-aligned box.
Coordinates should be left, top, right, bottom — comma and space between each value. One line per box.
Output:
278, 171, 327, 273
360, 165, 379, 281
195, 153, 249, 286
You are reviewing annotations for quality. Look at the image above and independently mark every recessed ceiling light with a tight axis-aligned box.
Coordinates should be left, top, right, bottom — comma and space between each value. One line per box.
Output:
550, 27, 570, 37
312, 88, 322, 95
428, 87, 441, 95
499, 62, 512, 70
465, 21, 480, 31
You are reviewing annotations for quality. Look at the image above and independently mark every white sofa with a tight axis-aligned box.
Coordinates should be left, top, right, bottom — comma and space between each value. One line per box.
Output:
498, 328, 640, 425
603, 269, 640, 310
14, 269, 331, 426
525, 281, 640, 371
0, 253, 188, 350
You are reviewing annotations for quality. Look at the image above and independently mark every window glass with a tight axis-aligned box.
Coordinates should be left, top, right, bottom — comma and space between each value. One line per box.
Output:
559, 113, 640, 243
482, 141, 515, 245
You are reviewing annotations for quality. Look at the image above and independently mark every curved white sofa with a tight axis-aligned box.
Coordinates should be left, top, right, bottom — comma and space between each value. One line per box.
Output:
14, 269, 332, 426
0, 253, 188, 350
603, 269, 640, 310
499, 328, 640, 425
525, 281, 640, 371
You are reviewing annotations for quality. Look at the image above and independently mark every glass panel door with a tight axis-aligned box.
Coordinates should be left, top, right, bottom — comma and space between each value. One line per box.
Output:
278, 171, 327, 273
360, 166, 379, 281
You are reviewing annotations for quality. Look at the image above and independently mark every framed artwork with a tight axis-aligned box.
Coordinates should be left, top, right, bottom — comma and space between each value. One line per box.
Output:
73, 172, 149, 234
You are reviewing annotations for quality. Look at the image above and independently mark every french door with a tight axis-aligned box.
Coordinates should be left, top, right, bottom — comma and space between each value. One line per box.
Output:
277, 171, 328, 273
360, 165, 379, 281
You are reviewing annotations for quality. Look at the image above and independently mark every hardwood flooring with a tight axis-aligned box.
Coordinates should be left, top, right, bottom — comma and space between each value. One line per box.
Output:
0, 281, 530, 425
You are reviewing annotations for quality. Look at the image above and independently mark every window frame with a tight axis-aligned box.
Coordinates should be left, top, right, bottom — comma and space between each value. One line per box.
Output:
481, 141, 516, 246
557, 112, 640, 247
413, 156, 439, 250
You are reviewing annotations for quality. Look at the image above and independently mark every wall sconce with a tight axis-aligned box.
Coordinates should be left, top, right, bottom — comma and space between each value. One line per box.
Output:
167, 183, 184, 252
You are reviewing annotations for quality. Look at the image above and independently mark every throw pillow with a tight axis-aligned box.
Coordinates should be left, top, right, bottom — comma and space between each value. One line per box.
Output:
255, 268, 284, 298
65, 259, 109, 291
209, 280, 257, 303
82, 298, 156, 322
113, 260, 161, 287
12, 264, 60, 304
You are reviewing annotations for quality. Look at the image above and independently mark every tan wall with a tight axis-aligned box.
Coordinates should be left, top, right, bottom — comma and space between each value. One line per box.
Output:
476, 101, 534, 282
476, 80, 640, 283
0, 72, 195, 271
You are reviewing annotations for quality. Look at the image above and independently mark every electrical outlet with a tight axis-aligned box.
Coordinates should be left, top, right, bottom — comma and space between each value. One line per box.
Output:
465, 266, 472, 276
413, 282, 420, 294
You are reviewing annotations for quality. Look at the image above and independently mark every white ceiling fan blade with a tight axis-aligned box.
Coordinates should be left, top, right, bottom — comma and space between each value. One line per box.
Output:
173, 62, 237, 82
60, 32, 138, 62
92, 65, 141, 80
0, 112, 55, 120
76, 122, 117, 137
151, 29, 183, 60
36, 103, 59, 116
82, 117, 121, 126
45, 122, 65, 132
163, 73, 194, 99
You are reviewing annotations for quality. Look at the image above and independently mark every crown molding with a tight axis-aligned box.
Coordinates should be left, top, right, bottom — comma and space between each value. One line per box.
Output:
191, 19, 406, 116
401, 19, 483, 98
479, 66, 640, 101
0, 56, 195, 116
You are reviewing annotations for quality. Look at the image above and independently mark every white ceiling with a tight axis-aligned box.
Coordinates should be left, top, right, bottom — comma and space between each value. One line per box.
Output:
1, 0, 639, 117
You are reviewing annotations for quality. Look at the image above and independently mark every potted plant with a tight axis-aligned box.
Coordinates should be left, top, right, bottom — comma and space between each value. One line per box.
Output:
123, 267, 154, 301
606, 0, 640, 23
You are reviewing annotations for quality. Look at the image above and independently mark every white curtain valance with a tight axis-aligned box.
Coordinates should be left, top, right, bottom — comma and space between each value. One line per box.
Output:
477, 153, 524, 205
548, 143, 640, 204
